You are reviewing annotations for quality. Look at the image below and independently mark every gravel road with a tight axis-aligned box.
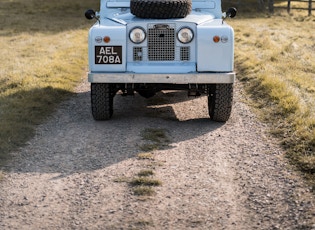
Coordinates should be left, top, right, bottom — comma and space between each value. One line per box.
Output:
0, 80, 314, 229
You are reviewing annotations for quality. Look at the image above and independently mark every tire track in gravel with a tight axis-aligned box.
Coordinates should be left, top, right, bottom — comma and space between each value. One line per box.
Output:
0, 80, 314, 229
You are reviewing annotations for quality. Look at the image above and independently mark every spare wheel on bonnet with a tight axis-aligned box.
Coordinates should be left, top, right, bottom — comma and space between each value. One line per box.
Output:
130, 0, 192, 19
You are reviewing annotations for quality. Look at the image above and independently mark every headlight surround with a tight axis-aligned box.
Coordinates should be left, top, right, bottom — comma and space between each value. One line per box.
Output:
177, 27, 194, 44
129, 27, 146, 44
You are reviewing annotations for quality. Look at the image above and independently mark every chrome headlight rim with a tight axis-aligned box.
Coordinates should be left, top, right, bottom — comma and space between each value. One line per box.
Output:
129, 27, 146, 44
177, 27, 194, 44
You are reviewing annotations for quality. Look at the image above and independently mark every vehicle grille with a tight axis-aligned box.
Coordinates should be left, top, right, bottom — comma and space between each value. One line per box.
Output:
133, 47, 143, 61
148, 24, 175, 61
180, 47, 190, 61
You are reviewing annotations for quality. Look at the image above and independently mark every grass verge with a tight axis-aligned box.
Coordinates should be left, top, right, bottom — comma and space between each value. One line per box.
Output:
0, 0, 99, 164
229, 8, 315, 188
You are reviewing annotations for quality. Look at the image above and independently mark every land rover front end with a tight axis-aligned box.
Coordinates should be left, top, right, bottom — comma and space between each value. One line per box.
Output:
85, 0, 237, 121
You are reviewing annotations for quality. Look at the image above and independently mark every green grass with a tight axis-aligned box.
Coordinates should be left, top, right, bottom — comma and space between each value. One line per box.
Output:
0, 0, 99, 163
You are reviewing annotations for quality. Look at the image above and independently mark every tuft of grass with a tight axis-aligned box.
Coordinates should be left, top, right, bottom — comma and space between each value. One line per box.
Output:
132, 186, 156, 196
130, 177, 162, 187
230, 9, 315, 188
137, 169, 154, 177
130, 173, 162, 196
137, 152, 154, 160
0, 0, 99, 164
141, 128, 169, 143
139, 128, 170, 152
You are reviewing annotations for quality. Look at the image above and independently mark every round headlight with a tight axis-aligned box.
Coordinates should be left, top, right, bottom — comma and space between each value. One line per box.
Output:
129, 27, 146, 44
177, 27, 194, 44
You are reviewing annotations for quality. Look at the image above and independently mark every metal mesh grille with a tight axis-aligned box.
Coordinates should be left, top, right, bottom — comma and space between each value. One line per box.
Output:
180, 47, 190, 61
133, 47, 143, 61
148, 25, 175, 61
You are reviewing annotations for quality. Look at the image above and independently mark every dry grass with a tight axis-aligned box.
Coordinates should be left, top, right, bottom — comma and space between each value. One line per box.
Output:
139, 128, 170, 152
141, 128, 170, 143
130, 177, 162, 187
0, 0, 99, 163
137, 152, 155, 160
229, 6, 315, 186
135, 142, 162, 196
130, 177, 162, 196
137, 169, 155, 177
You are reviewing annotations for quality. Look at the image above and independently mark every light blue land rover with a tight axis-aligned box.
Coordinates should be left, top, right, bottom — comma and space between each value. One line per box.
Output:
85, 0, 236, 121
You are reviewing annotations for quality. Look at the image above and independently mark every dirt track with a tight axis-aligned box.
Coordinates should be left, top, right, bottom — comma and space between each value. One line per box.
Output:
0, 80, 314, 229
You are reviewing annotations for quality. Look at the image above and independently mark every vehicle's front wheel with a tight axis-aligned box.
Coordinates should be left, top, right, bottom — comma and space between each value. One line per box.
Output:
91, 83, 115, 120
208, 84, 233, 122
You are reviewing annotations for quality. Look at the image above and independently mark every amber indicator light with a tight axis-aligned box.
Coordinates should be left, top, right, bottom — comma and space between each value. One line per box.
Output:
213, 36, 220, 43
104, 36, 111, 43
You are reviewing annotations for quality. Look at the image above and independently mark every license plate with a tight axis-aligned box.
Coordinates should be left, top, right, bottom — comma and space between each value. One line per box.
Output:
95, 46, 122, 64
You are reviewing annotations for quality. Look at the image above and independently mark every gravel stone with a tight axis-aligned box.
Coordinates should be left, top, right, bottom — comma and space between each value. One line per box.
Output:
0, 80, 314, 229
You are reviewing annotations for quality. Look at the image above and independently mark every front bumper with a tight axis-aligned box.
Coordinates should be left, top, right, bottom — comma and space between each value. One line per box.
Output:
88, 72, 235, 84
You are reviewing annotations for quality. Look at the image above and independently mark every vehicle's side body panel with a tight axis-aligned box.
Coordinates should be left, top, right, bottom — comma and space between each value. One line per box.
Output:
197, 21, 234, 72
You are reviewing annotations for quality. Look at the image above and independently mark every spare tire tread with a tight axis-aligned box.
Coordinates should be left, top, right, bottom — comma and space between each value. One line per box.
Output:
130, 0, 192, 19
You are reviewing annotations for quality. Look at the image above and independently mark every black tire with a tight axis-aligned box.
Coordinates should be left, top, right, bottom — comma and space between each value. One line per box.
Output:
208, 84, 233, 122
91, 83, 114, 120
130, 0, 192, 19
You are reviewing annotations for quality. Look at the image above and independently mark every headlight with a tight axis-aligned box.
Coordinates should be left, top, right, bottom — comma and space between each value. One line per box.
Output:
129, 27, 146, 44
177, 27, 194, 44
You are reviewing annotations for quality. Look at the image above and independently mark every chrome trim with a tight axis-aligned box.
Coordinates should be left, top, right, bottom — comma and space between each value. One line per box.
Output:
88, 72, 235, 84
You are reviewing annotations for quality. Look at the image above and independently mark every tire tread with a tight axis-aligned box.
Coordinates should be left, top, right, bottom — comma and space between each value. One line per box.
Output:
130, 0, 192, 19
208, 84, 233, 122
91, 83, 114, 120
